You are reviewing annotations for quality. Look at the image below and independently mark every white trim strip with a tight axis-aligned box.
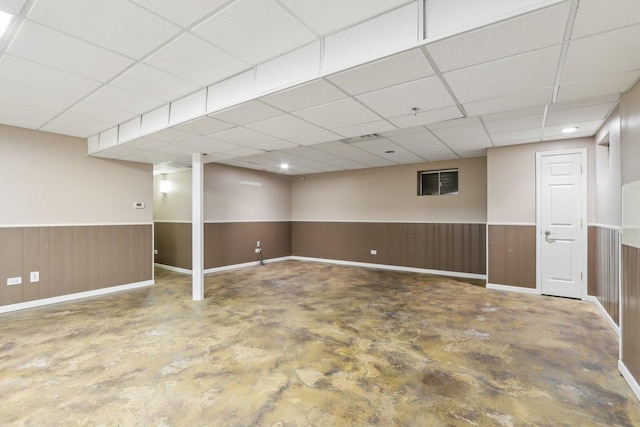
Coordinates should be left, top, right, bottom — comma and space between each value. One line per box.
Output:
588, 224, 622, 231
619, 360, 640, 402
0, 222, 153, 228
585, 295, 620, 335
154, 263, 192, 274
487, 283, 540, 295
154, 220, 192, 224
0, 280, 154, 314
291, 256, 487, 280
487, 222, 536, 226
204, 256, 293, 274
204, 220, 291, 224
291, 220, 487, 224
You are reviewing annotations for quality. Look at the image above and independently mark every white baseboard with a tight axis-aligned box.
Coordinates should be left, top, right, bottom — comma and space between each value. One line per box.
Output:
486, 283, 540, 295
619, 360, 640, 402
290, 256, 487, 280
154, 263, 192, 274
586, 295, 620, 335
0, 280, 155, 314
204, 256, 292, 274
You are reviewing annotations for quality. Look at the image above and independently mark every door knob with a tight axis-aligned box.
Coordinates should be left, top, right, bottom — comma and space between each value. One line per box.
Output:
544, 230, 551, 236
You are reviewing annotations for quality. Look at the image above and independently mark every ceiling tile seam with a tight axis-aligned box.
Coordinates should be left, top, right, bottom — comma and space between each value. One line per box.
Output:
423, 127, 461, 159
271, 0, 322, 39
420, 46, 468, 118
123, 0, 238, 31
539, 104, 549, 141
385, 137, 432, 163
478, 117, 495, 148
551, 0, 579, 103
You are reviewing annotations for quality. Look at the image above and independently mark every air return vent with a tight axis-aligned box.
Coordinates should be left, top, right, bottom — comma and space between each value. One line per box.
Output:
340, 134, 382, 144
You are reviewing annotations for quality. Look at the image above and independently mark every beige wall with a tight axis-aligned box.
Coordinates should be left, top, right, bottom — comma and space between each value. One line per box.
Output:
153, 171, 192, 222
291, 158, 487, 222
594, 107, 622, 227
0, 125, 152, 225
621, 81, 640, 186
205, 163, 291, 222
487, 137, 596, 224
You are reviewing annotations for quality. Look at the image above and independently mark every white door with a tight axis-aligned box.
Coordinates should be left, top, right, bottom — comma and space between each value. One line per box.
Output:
538, 151, 586, 299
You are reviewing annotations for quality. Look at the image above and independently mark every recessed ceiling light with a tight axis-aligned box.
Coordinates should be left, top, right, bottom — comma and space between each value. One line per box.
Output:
0, 10, 13, 39
280, 163, 289, 170
561, 126, 579, 134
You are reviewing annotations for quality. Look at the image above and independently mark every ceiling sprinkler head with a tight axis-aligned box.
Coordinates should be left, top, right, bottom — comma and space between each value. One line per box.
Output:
412, 107, 419, 116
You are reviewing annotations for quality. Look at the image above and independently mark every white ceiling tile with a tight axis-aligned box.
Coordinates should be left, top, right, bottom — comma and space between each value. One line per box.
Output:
427, 118, 492, 148
0, 55, 101, 99
261, 79, 347, 112
173, 117, 235, 136
543, 119, 605, 139
425, 0, 564, 41
333, 120, 397, 138
180, 137, 242, 153
386, 132, 458, 161
129, 0, 229, 27
480, 105, 544, 121
146, 128, 198, 144
388, 106, 463, 128
111, 63, 201, 102
482, 111, 544, 133
572, 0, 640, 39
123, 138, 170, 151
556, 71, 640, 103
207, 69, 256, 114
288, 130, 342, 146
0, 113, 49, 130
545, 103, 614, 126
349, 139, 424, 164
255, 41, 321, 94
220, 147, 267, 158
246, 114, 323, 139
279, 0, 409, 35
463, 88, 553, 116
489, 128, 542, 145
28, 0, 181, 58
323, 3, 418, 73
0, 0, 26, 14
145, 33, 249, 86
40, 111, 116, 138
154, 144, 202, 157
254, 140, 299, 151
85, 85, 164, 115
0, 79, 77, 114
380, 126, 432, 138
328, 48, 434, 96
8, 21, 134, 82
561, 25, 640, 83
65, 101, 134, 124
444, 45, 561, 103
121, 151, 176, 164
211, 127, 278, 147
209, 101, 283, 126
427, 2, 569, 72
293, 98, 381, 129
192, 0, 317, 64
357, 76, 456, 118
93, 145, 143, 159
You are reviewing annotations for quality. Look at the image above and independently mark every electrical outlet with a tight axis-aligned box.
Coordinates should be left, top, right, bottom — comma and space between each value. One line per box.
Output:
154, 249, 159, 255
255, 248, 261, 253
256, 241, 260, 248
370, 249, 377, 255
7, 277, 22, 286
30, 272, 39, 283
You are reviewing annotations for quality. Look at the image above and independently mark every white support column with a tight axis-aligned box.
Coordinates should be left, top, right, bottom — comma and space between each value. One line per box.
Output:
192, 152, 204, 301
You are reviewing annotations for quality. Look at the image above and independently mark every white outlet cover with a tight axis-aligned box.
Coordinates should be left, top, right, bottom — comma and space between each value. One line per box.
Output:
371, 249, 377, 255
30, 272, 39, 283
7, 277, 22, 285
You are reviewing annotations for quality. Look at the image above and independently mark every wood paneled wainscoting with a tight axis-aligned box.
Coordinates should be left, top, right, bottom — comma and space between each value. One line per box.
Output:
621, 244, 640, 397
154, 221, 292, 272
588, 226, 621, 329
488, 225, 536, 290
0, 224, 153, 311
292, 222, 486, 277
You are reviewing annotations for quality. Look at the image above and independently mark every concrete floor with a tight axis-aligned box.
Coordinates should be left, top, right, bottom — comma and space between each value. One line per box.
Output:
1, 260, 639, 426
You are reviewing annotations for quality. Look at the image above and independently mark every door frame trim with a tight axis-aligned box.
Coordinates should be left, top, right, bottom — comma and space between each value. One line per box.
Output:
535, 148, 588, 299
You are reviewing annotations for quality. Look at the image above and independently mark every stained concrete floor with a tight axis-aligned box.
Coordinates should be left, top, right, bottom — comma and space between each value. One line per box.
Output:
1, 260, 639, 426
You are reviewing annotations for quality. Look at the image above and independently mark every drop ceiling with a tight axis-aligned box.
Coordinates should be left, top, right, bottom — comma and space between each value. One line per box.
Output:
1, 0, 639, 175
